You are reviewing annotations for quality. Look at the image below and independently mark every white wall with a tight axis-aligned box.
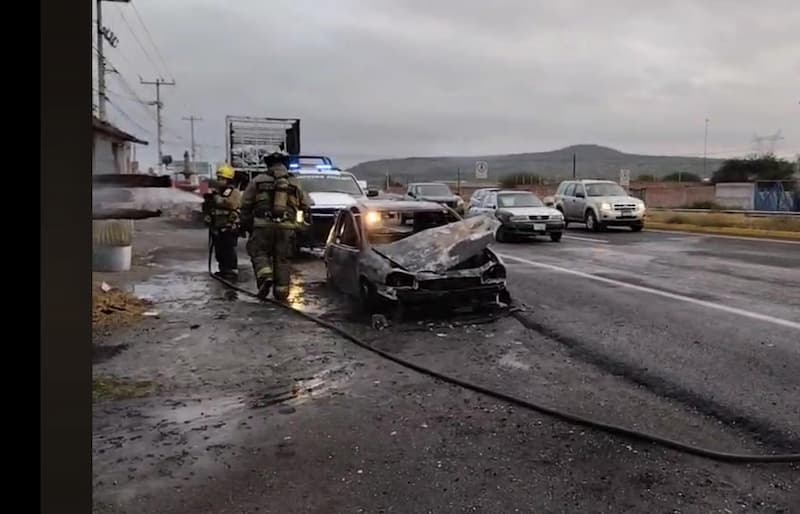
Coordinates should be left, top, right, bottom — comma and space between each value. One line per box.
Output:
92, 133, 133, 174
715, 183, 754, 210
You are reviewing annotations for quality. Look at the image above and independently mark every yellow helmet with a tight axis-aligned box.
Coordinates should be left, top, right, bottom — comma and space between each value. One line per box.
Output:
217, 164, 235, 180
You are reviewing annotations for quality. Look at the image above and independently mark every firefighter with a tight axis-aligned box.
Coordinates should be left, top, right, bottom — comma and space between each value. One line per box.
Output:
203, 164, 242, 281
239, 152, 312, 300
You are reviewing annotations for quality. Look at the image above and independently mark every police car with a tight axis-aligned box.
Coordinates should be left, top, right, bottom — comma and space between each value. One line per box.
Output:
289, 156, 377, 251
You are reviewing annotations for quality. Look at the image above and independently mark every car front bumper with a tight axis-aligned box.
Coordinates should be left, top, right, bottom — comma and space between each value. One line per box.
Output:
597, 210, 645, 226
502, 220, 565, 235
378, 283, 507, 305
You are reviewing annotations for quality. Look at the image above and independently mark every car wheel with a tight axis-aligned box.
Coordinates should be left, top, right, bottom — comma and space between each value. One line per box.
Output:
631, 222, 644, 232
550, 232, 563, 242
585, 210, 603, 232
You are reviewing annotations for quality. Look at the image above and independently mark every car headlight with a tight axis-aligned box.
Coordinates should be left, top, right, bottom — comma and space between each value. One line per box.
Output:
365, 211, 382, 226
483, 264, 507, 280
600, 202, 612, 211
637, 203, 646, 212
510, 215, 528, 222
552, 212, 564, 220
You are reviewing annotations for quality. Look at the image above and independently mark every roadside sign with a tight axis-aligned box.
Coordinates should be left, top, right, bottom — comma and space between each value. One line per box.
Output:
475, 161, 489, 180
619, 169, 630, 187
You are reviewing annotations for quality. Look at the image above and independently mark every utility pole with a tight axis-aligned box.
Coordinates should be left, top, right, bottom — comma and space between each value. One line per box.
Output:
95, 0, 130, 120
182, 115, 203, 162
572, 153, 577, 179
140, 78, 176, 163
703, 118, 709, 176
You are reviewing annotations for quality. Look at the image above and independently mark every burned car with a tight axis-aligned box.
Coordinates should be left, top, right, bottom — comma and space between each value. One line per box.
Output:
323, 200, 510, 314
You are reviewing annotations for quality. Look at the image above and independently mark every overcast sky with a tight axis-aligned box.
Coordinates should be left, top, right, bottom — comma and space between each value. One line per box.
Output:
94, 0, 799, 169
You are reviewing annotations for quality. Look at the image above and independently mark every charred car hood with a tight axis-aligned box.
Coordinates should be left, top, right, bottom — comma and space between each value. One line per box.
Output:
374, 216, 499, 274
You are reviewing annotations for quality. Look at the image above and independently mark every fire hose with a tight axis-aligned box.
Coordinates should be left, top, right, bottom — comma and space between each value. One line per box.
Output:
208, 236, 800, 464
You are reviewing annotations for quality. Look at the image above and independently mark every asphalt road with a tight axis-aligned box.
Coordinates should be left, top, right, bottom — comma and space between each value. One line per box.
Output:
494, 227, 800, 451
93, 220, 800, 513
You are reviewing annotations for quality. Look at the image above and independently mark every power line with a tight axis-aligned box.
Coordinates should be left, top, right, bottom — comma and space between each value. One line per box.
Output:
115, 4, 162, 77
107, 41, 141, 79
107, 99, 154, 138
131, 2, 175, 81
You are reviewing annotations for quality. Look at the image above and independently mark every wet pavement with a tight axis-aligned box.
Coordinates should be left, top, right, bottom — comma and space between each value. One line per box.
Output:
93, 218, 800, 513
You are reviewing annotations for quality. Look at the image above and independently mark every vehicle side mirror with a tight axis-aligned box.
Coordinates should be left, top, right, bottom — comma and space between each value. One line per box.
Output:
575, 192, 585, 198
367, 189, 379, 197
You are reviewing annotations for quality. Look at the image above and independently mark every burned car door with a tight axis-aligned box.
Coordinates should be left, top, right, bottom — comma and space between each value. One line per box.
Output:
326, 209, 362, 295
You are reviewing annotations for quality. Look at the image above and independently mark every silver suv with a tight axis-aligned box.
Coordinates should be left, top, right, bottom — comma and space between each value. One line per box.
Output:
553, 179, 646, 232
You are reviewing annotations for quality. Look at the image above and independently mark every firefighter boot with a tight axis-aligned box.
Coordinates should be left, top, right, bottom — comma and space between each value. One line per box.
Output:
256, 267, 273, 300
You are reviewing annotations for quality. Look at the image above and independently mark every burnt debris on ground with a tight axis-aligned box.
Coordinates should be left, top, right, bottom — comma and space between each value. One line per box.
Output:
92, 282, 153, 335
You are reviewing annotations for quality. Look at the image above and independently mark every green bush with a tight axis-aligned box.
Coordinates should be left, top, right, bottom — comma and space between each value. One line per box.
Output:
712, 154, 795, 183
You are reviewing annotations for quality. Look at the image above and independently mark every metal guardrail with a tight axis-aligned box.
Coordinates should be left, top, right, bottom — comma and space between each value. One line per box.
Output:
649, 208, 800, 217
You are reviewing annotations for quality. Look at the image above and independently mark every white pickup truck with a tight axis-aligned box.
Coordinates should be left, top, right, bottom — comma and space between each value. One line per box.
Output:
292, 163, 378, 250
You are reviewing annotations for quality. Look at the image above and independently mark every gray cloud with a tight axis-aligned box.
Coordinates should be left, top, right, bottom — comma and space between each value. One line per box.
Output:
97, 0, 800, 168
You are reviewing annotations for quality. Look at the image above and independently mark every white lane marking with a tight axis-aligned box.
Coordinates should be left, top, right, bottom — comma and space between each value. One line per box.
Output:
499, 253, 800, 331
644, 228, 800, 246
563, 235, 609, 244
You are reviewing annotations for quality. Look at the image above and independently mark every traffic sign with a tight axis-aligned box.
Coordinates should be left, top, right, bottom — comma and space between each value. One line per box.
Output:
619, 169, 631, 187
475, 161, 489, 180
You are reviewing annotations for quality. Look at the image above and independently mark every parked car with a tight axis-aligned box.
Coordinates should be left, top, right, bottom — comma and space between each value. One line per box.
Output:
405, 182, 466, 216
323, 199, 510, 316
467, 187, 500, 211
553, 179, 646, 232
469, 190, 565, 242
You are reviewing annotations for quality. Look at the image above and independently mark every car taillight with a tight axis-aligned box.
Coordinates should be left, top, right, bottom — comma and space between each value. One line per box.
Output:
386, 272, 416, 288
483, 265, 506, 280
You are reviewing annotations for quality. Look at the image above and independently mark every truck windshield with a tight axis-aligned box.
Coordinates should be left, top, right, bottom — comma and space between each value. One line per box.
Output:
417, 184, 452, 196
297, 175, 363, 196
497, 193, 543, 208
586, 183, 627, 197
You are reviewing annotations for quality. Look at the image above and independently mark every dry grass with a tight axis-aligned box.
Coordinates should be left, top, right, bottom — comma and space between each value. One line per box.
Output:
93, 376, 157, 402
92, 283, 152, 333
648, 212, 800, 232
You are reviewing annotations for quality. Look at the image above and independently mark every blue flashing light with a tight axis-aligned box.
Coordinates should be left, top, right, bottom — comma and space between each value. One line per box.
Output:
289, 163, 300, 169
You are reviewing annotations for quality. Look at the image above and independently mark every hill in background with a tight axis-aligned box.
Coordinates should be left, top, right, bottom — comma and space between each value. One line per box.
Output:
347, 144, 725, 185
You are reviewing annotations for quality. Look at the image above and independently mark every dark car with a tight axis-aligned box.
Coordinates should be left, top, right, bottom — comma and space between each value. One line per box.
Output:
323, 200, 510, 316
469, 190, 566, 242
405, 182, 466, 216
